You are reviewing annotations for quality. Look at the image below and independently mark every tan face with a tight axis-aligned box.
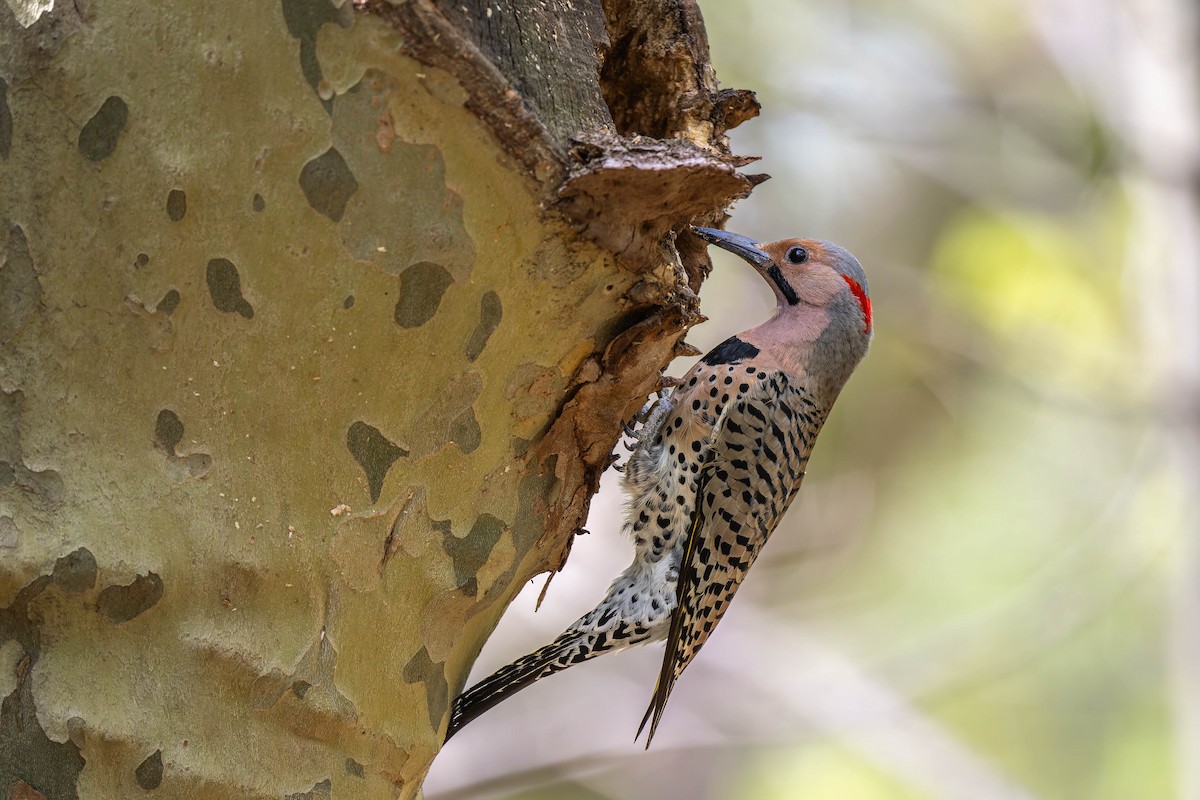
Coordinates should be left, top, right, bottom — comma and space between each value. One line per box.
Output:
692, 229, 873, 336
758, 239, 849, 306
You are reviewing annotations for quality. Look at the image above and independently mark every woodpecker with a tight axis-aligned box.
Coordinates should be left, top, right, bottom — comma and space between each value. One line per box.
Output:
446, 226, 872, 745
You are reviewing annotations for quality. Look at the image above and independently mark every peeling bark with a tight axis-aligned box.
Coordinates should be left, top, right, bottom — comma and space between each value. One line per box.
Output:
0, 0, 760, 796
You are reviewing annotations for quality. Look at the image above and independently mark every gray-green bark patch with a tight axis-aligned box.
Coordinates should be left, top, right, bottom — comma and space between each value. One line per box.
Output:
77, 95, 128, 161
280, 0, 352, 112
346, 421, 408, 503
134, 749, 163, 790
205, 258, 254, 319
252, 193, 266, 212
408, 372, 482, 457
442, 514, 504, 596
285, 777, 333, 800
0, 388, 62, 508
1, 575, 85, 799
52, 548, 97, 594
166, 189, 186, 221
153, 409, 211, 480
402, 646, 447, 731
0, 223, 41, 345
465, 290, 502, 361
0, 516, 18, 548
299, 147, 359, 222
154, 409, 184, 456
394, 262, 453, 328
469, 458, 562, 613
514, 455, 559, 553
155, 289, 181, 316
96, 572, 164, 623
0, 77, 11, 160
330, 78, 476, 279
448, 406, 480, 455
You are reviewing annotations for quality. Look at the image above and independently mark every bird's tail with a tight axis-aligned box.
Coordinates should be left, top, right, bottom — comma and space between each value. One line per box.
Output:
445, 628, 601, 741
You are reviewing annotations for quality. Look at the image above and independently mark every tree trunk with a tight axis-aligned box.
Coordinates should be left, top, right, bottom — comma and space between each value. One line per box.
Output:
0, 0, 758, 797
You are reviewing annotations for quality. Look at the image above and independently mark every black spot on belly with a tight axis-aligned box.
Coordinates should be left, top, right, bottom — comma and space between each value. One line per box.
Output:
701, 336, 760, 366
97, 572, 164, 623
299, 147, 358, 222
346, 421, 408, 502
166, 189, 187, 221
394, 262, 454, 328
78, 96, 128, 161
205, 258, 254, 319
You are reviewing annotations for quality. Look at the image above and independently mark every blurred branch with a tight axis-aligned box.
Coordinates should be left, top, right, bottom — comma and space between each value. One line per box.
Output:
706, 616, 1041, 800
1028, 2, 1200, 797
435, 610, 1042, 800
874, 434, 1166, 698
430, 752, 631, 800
907, 315, 1193, 427
1022, 3, 1200, 796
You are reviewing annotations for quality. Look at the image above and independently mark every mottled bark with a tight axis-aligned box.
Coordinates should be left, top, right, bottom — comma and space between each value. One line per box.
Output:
0, 0, 759, 797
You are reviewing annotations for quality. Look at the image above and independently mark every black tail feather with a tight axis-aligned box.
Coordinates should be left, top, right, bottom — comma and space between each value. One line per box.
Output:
445, 630, 589, 742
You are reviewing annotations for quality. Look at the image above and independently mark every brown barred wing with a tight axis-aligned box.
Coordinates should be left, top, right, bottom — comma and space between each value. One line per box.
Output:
638, 371, 824, 745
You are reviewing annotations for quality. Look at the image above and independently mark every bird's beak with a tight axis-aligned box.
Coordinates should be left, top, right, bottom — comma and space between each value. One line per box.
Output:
690, 227, 774, 270
692, 226, 802, 306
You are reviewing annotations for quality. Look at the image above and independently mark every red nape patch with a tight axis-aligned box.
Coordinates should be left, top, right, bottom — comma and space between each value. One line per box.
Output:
842, 275, 872, 334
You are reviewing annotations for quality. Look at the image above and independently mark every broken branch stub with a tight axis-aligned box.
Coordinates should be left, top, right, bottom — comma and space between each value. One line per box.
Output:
359, 0, 764, 580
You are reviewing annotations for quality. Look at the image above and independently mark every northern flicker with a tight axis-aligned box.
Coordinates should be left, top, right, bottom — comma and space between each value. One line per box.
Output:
446, 226, 872, 745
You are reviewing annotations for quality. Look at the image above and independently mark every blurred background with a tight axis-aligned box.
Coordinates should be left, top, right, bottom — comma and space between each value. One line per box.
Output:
427, 0, 1199, 797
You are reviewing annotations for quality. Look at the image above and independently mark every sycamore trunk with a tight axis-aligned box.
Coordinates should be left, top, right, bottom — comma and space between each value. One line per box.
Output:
0, 1, 758, 796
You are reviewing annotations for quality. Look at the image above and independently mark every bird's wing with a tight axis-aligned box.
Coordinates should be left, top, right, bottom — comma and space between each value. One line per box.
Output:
638, 370, 824, 745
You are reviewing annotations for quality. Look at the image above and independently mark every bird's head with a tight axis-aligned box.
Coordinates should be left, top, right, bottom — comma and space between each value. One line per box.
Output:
692, 226, 872, 335
691, 226, 872, 388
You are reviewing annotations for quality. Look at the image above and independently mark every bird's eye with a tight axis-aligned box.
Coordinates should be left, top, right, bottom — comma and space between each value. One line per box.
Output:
786, 246, 809, 264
